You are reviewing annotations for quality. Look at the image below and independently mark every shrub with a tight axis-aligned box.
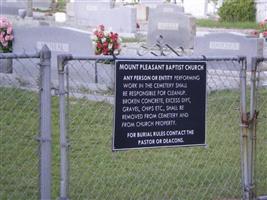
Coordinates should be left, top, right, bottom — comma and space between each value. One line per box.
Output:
218, 0, 256, 22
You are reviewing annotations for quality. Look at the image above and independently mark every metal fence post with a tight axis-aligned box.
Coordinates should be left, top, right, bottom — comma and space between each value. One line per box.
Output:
58, 55, 72, 200
39, 45, 52, 200
240, 57, 250, 200
248, 57, 258, 199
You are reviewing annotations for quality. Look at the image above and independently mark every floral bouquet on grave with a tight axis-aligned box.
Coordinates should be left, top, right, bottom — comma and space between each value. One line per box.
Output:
92, 24, 121, 55
0, 17, 13, 53
251, 18, 267, 38
258, 19, 267, 38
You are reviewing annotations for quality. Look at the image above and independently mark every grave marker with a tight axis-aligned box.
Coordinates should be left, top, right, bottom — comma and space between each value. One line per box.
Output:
13, 26, 94, 87
13, 26, 93, 59
147, 7, 196, 49
0, 0, 51, 15
194, 33, 264, 69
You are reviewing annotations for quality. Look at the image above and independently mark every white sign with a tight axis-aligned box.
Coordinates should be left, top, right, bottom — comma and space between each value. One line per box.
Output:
37, 41, 69, 52
209, 41, 240, 51
157, 22, 179, 31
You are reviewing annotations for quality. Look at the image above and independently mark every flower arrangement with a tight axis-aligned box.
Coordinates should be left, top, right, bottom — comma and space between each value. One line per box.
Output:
258, 19, 267, 38
0, 17, 13, 53
93, 24, 121, 55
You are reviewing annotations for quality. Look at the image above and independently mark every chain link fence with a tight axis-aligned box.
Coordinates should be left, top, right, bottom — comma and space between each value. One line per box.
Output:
0, 48, 52, 200
57, 55, 252, 200
255, 59, 267, 198
1, 50, 267, 200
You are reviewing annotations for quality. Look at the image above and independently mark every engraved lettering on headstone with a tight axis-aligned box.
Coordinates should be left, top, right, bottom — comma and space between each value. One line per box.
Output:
209, 41, 240, 51
157, 22, 179, 31
36, 41, 70, 52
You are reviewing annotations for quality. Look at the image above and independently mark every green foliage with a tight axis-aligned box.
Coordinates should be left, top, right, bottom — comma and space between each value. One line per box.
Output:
196, 19, 258, 29
56, 0, 66, 12
218, 0, 256, 22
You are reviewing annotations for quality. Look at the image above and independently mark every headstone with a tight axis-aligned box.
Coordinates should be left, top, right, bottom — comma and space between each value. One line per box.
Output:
183, 0, 208, 18
147, 5, 196, 49
139, 0, 164, 8
0, 0, 26, 15
72, 0, 111, 12
13, 26, 93, 86
13, 26, 93, 57
135, 4, 149, 21
0, 0, 51, 15
66, 2, 75, 17
194, 32, 264, 69
74, 7, 137, 33
155, 3, 184, 13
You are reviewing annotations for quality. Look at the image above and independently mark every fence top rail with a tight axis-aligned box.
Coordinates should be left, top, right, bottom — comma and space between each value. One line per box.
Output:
59, 54, 245, 63
0, 52, 40, 59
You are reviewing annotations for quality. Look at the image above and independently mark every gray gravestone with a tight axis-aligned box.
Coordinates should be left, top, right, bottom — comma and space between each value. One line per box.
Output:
139, 0, 164, 8
74, 6, 137, 33
147, 6, 195, 48
73, 0, 111, 12
155, 3, 184, 13
13, 26, 94, 87
194, 33, 264, 69
0, 0, 50, 15
13, 26, 93, 57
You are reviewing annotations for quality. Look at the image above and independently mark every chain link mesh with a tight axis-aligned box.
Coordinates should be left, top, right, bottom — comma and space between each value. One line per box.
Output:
255, 60, 267, 197
2, 54, 266, 199
0, 56, 40, 199
62, 58, 244, 200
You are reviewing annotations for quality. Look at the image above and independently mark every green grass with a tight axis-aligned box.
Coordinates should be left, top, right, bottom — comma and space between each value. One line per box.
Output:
1, 87, 267, 200
196, 19, 259, 29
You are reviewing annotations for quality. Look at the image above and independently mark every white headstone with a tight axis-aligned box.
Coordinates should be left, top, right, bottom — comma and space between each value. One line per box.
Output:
194, 32, 264, 69
147, 5, 195, 49
183, 0, 208, 18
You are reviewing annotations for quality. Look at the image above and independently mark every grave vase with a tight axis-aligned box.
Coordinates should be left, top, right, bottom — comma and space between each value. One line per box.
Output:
0, 58, 13, 74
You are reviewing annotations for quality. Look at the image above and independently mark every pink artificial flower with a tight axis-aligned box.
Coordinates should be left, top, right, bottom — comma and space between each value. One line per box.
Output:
9, 35, 14, 40
4, 35, 10, 41
263, 31, 267, 37
7, 26, 12, 34
98, 24, 105, 32
97, 32, 104, 39
2, 41, 8, 47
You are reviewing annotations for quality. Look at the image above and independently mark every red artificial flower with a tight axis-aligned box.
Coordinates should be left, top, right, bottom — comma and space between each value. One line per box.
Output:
263, 31, 267, 37
96, 42, 102, 49
103, 41, 109, 48
102, 47, 109, 55
251, 30, 259, 36
110, 32, 118, 41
